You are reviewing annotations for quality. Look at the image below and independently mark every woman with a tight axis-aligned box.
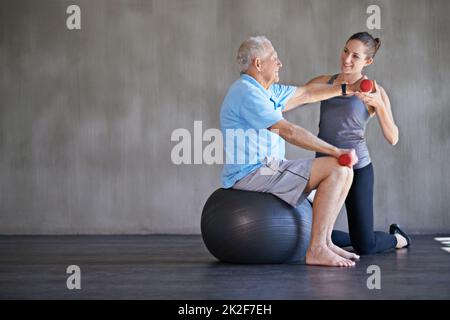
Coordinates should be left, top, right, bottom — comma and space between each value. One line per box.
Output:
307, 32, 411, 254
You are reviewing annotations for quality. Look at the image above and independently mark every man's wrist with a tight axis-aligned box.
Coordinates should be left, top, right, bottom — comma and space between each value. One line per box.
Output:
325, 146, 341, 158
332, 147, 341, 158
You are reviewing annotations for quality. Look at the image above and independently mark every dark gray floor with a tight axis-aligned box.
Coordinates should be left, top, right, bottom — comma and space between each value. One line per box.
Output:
0, 235, 449, 299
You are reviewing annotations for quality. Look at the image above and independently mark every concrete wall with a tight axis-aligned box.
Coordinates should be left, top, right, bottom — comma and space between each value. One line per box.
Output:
1, 0, 449, 234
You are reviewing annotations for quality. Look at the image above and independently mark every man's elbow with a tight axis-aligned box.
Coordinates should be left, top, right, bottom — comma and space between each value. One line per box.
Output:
271, 122, 295, 142
280, 124, 296, 143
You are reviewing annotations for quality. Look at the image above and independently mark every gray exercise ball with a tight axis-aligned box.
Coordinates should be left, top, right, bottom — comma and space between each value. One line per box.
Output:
201, 188, 313, 264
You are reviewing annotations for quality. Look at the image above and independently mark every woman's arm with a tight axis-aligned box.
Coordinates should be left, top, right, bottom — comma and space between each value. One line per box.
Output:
376, 86, 399, 145
356, 82, 399, 145
304, 75, 331, 86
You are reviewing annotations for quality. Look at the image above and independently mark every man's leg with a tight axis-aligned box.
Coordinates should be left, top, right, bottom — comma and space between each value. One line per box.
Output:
325, 167, 360, 261
303, 157, 355, 267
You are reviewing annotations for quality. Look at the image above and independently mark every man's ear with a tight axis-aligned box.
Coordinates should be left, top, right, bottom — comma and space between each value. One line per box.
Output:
254, 57, 262, 72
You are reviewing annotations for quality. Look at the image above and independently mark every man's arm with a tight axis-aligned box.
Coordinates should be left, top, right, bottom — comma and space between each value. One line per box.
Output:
283, 75, 362, 113
269, 118, 348, 158
283, 83, 340, 112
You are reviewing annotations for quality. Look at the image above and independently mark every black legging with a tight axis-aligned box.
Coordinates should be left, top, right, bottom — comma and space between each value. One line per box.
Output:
331, 163, 398, 254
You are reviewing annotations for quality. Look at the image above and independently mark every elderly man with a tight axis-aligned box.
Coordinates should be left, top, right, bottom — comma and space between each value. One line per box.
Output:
221, 36, 362, 267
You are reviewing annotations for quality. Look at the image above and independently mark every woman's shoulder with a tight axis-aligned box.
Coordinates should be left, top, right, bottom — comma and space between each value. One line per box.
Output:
373, 81, 389, 97
306, 74, 335, 85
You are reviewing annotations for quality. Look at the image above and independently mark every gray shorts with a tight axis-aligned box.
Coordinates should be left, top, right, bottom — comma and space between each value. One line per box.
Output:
232, 156, 314, 208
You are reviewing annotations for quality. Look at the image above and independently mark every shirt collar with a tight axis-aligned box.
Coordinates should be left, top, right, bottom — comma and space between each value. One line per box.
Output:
240, 73, 281, 110
240, 73, 272, 99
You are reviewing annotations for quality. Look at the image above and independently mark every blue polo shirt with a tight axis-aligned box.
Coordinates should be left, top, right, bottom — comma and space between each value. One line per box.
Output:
220, 74, 297, 188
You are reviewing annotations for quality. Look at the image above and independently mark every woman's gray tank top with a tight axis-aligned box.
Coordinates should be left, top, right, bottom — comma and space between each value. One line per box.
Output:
316, 74, 372, 169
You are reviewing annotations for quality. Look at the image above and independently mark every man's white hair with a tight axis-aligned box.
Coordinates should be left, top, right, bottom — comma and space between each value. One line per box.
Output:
237, 36, 272, 72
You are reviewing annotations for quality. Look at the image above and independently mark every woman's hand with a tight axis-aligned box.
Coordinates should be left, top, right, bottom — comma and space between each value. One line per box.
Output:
355, 81, 385, 110
347, 75, 368, 95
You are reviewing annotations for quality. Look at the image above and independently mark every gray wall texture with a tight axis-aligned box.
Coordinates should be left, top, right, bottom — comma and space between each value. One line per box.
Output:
1, 0, 449, 234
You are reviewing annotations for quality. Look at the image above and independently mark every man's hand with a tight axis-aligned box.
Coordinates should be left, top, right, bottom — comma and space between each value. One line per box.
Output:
335, 149, 359, 168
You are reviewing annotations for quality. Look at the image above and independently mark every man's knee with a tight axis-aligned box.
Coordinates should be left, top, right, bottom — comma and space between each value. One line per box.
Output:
346, 166, 354, 182
307, 157, 353, 191
330, 163, 353, 183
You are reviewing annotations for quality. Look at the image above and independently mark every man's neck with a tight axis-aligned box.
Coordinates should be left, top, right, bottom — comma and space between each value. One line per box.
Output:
243, 71, 270, 89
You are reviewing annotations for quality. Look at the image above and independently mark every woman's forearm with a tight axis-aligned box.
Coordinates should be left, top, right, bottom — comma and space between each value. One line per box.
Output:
376, 106, 399, 145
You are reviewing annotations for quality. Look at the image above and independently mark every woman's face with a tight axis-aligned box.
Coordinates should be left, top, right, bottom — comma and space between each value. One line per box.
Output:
340, 39, 373, 74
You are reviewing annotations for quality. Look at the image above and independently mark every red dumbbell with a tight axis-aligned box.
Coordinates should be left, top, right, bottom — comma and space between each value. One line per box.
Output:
338, 150, 358, 167
360, 79, 373, 93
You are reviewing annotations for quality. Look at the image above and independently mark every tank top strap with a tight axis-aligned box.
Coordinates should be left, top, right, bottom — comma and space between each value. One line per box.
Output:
327, 74, 339, 85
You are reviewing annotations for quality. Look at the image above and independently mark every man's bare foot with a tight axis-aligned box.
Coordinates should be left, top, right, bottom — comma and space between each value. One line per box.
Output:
306, 245, 356, 267
395, 234, 408, 248
328, 243, 360, 260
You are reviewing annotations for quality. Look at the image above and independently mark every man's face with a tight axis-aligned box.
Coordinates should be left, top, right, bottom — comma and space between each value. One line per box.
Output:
259, 43, 282, 86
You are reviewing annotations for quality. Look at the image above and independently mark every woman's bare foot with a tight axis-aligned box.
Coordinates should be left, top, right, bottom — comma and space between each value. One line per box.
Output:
328, 243, 360, 260
306, 245, 356, 267
395, 234, 408, 248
